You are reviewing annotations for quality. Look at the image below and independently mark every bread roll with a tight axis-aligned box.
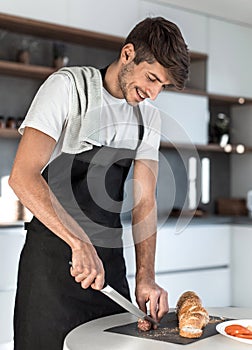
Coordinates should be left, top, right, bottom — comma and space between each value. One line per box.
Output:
176, 291, 209, 338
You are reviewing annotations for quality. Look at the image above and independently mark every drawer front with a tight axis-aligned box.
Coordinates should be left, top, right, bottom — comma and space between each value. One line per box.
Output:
124, 225, 231, 276
127, 268, 231, 308
155, 268, 231, 307
231, 225, 252, 307
155, 225, 230, 272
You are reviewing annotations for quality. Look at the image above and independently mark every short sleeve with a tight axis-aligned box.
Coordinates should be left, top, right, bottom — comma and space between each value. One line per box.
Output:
19, 73, 71, 142
135, 102, 161, 161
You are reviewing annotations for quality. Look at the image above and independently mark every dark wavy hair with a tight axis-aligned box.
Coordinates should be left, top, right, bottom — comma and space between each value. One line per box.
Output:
123, 16, 190, 90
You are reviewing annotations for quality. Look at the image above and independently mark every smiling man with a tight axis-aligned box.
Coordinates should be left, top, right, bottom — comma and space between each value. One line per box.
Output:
9, 16, 189, 350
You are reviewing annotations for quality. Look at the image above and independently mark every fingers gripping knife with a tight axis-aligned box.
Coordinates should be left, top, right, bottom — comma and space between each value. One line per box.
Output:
100, 284, 159, 326
69, 262, 158, 326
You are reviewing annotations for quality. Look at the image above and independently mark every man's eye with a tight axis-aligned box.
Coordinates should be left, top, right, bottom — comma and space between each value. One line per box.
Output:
147, 75, 156, 82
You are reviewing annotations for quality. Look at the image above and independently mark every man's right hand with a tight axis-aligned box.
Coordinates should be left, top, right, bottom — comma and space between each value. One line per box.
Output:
70, 242, 105, 290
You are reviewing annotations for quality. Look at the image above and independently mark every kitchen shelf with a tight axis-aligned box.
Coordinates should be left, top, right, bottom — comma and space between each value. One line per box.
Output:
0, 60, 55, 79
0, 13, 211, 57
0, 13, 251, 107
160, 141, 252, 153
0, 128, 20, 138
0, 12, 123, 51
0, 13, 207, 88
209, 93, 252, 106
6, 130, 252, 154
166, 88, 252, 105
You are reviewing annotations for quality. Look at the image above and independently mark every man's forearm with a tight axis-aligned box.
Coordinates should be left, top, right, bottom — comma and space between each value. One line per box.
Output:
9, 170, 91, 249
132, 200, 157, 281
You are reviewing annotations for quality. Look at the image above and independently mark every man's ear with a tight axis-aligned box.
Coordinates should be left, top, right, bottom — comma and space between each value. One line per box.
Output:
120, 43, 135, 64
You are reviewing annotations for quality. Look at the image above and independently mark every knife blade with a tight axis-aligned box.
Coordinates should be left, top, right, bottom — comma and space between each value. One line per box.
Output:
100, 284, 159, 326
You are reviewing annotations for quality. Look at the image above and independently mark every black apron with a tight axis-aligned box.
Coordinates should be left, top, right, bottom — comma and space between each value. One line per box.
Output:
14, 102, 144, 350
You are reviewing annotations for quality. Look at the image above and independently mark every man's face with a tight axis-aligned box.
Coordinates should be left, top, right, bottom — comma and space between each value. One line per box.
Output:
118, 60, 171, 106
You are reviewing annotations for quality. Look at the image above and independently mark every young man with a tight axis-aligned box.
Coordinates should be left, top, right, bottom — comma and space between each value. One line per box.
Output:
9, 16, 189, 349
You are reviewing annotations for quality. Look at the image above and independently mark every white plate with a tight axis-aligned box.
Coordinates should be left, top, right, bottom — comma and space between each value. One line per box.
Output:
216, 319, 252, 345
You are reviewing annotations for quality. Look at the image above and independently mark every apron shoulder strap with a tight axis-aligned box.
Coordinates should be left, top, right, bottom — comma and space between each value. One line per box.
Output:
133, 105, 144, 148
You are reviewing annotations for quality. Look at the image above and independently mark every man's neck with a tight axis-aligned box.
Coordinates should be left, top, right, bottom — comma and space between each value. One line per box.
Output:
103, 61, 124, 99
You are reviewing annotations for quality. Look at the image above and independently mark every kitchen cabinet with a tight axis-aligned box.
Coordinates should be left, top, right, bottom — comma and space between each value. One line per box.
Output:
151, 91, 209, 145
0, 226, 25, 347
155, 269, 230, 308
230, 225, 252, 307
208, 17, 252, 99
123, 224, 231, 307
0, 290, 16, 346
0, 226, 25, 289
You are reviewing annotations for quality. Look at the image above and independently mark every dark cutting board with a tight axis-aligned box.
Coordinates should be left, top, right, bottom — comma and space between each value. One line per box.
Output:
105, 312, 233, 345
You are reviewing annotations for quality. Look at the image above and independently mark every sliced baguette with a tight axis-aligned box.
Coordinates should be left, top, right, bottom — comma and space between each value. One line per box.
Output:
176, 291, 209, 339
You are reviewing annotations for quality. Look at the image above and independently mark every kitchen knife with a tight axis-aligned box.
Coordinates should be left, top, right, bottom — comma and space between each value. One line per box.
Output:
100, 284, 159, 326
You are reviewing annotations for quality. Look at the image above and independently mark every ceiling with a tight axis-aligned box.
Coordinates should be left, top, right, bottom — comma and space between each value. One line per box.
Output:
157, 0, 252, 26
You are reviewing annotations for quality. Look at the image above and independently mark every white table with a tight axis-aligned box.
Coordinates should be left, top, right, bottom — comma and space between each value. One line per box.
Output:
63, 308, 252, 350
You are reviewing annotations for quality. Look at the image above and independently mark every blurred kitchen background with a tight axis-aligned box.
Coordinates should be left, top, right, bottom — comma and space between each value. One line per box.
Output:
1, 0, 252, 348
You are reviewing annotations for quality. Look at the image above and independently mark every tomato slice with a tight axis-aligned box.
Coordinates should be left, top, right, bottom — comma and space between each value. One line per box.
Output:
225, 324, 252, 339
234, 333, 252, 339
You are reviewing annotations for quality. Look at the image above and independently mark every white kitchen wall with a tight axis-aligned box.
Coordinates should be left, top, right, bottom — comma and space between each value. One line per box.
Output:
207, 17, 252, 98
0, 0, 139, 37
66, 0, 139, 36
139, 0, 208, 53
0, 0, 68, 25
152, 0, 252, 27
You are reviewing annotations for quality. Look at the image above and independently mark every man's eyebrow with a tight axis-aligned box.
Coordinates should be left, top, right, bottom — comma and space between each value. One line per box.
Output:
149, 72, 172, 88
149, 72, 163, 83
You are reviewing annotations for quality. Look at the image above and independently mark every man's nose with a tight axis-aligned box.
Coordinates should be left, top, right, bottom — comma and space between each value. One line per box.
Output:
147, 85, 162, 100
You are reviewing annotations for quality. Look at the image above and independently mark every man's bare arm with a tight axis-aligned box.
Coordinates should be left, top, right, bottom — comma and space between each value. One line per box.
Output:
132, 159, 168, 326
9, 127, 104, 289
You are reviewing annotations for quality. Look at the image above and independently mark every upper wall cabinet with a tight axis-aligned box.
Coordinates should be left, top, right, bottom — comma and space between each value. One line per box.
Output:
139, 1, 208, 54
151, 91, 209, 145
208, 18, 252, 99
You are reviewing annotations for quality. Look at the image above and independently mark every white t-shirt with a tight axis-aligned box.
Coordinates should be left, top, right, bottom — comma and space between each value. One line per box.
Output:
20, 73, 161, 163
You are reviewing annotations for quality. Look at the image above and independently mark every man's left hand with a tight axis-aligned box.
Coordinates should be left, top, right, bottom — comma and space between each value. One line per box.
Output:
135, 278, 169, 329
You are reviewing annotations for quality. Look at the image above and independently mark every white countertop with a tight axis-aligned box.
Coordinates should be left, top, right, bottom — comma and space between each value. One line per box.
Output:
63, 307, 252, 350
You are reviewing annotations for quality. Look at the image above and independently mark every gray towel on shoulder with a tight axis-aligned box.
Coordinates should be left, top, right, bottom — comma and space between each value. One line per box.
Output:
54, 66, 103, 154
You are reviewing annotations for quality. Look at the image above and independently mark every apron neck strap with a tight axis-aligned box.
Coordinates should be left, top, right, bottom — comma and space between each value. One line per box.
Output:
100, 67, 145, 147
